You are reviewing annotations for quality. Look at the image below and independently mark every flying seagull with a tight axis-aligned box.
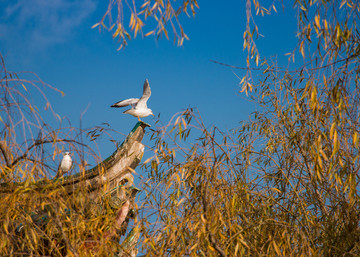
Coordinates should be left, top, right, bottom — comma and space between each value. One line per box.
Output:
55, 152, 72, 179
111, 79, 154, 121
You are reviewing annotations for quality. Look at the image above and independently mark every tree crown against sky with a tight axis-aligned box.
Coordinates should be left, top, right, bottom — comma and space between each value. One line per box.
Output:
137, 0, 360, 256
0, 0, 360, 256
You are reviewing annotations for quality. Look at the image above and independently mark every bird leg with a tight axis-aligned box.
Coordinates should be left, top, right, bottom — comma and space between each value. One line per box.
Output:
137, 116, 141, 122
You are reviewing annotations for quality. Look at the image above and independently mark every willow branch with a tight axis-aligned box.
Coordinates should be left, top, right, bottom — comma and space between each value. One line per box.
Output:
10, 139, 86, 168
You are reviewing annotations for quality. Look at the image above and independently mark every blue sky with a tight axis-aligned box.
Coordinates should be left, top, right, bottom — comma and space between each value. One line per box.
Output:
0, 0, 298, 170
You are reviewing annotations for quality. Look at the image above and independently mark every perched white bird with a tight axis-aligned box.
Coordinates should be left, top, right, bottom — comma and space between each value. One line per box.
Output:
55, 152, 72, 178
111, 79, 154, 121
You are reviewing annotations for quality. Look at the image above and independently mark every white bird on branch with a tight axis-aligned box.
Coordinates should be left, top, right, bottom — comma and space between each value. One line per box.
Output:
55, 152, 72, 179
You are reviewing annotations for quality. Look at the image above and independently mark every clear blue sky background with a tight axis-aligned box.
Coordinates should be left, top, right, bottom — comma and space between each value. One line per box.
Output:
0, 0, 298, 171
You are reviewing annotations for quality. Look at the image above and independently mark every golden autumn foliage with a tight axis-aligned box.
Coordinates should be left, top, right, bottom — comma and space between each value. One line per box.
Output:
93, 0, 199, 49
135, 1, 360, 256
1, 0, 359, 256
0, 56, 139, 256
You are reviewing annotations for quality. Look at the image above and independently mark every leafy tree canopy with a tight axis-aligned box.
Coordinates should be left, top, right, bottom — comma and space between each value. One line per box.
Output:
1, 0, 359, 256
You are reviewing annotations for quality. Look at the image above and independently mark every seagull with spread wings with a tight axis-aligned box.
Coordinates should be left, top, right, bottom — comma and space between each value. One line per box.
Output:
111, 79, 154, 121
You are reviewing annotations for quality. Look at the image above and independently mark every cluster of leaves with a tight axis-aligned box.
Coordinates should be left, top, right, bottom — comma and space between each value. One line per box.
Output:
93, 0, 199, 49
0, 56, 134, 256
137, 1, 360, 256
240, 0, 360, 94
1, 0, 359, 255
1, 183, 124, 256
139, 68, 359, 255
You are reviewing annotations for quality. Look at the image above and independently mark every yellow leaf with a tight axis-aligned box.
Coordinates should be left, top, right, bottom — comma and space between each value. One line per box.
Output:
311, 86, 316, 101
318, 155, 323, 169
353, 132, 359, 147
145, 31, 154, 37
273, 5, 277, 13
340, 0, 346, 8
339, 157, 344, 167
271, 187, 281, 193
234, 243, 239, 256
315, 14, 320, 29
333, 129, 338, 145
332, 130, 339, 157
330, 122, 336, 139
134, 24, 138, 37
127, 167, 137, 174
317, 134, 322, 145
91, 23, 99, 29
175, 116, 180, 125
239, 76, 246, 85
208, 244, 216, 252
140, 1, 150, 9
299, 41, 305, 57
181, 116, 187, 129
323, 75, 327, 87
239, 238, 249, 248
247, 82, 253, 92
200, 214, 207, 223
113, 23, 122, 38
273, 241, 281, 255
320, 149, 328, 161
150, 2, 158, 12
324, 19, 328, 30
300, 4, 307, 11
143, 157, 153, 164
130, 13, 135, 29
190, 243, 198, 252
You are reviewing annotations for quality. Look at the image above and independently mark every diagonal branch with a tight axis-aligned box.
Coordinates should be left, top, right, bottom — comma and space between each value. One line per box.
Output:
0, 140, 11, 167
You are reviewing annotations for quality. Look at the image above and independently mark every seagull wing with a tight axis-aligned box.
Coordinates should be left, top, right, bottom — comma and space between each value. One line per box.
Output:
111, 98, 139, 108
136, 79, 151, 109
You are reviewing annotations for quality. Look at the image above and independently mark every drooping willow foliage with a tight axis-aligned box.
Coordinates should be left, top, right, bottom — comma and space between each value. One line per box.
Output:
1, 0, 359, 256
137, 1, 360, 256
93, 0, 199, 49
0, 56, 137, 256
0, 55, 105, 183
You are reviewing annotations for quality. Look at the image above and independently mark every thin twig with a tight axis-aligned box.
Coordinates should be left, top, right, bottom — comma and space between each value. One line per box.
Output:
11, 139, 86, 168
210, 53, 359, 74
